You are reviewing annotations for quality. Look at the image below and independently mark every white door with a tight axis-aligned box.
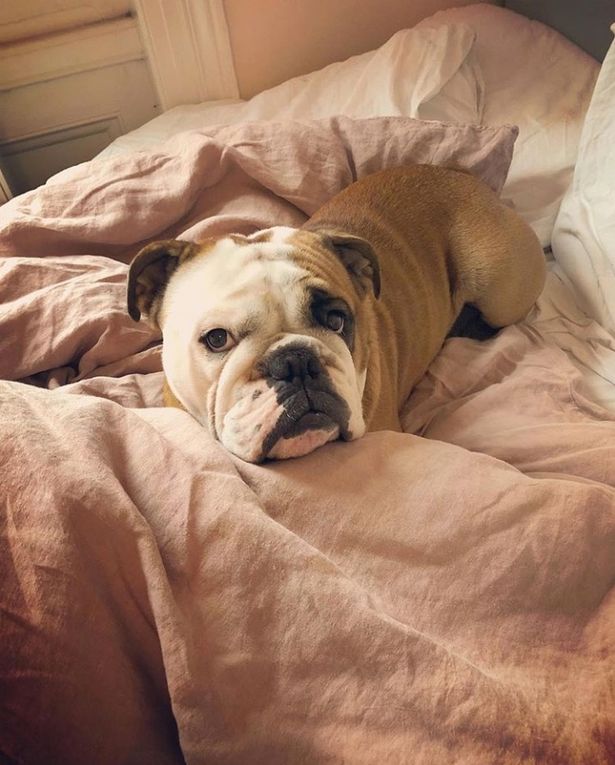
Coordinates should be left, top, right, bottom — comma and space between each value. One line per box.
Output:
0, 1, 160, 195
0, 0, 239, 196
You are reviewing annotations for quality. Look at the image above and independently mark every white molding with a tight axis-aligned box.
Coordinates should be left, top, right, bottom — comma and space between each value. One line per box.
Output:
2, 112, 123, 144
0, 116, 123, 153
134, 0, 239, 110
0, 117, 123, 193
0, 17, 144, 92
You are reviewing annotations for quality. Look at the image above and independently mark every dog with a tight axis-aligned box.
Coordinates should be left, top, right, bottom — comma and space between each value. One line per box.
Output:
127, 164, 545, 463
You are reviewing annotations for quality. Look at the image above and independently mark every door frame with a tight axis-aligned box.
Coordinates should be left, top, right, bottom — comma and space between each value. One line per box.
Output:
134, 0, 240, 109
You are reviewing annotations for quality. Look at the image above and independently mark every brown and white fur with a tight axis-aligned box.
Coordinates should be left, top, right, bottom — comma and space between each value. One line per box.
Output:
127, 165, 545, 463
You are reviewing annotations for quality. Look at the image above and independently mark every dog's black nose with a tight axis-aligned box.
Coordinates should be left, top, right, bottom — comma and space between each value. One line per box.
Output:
266, 346, 322, 383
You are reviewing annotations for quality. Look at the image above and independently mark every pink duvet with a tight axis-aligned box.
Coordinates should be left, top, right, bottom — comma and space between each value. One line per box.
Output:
1, 117, 614, 765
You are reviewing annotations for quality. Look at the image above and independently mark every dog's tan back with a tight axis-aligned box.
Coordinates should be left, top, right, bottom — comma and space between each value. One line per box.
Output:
303, 165, 545, 431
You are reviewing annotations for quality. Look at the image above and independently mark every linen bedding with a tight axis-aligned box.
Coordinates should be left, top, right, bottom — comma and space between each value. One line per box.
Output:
1, 112, 614, 765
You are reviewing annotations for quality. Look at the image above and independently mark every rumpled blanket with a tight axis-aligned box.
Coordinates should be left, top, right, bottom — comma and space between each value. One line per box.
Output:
1, 117, 614, 765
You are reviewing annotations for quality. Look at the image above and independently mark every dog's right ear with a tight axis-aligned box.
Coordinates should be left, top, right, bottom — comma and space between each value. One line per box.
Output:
320, 230, 381, 299
127, 239, 197, 326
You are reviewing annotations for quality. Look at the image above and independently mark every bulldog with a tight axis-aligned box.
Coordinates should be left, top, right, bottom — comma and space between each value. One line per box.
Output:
127, 164, 545, 463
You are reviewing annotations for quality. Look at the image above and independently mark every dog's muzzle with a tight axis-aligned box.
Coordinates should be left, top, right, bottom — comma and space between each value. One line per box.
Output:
258, 343, 351, 458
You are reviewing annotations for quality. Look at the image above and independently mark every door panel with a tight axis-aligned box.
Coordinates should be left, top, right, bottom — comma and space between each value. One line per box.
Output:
0, 15, 159, 195
1, 117, 122, 192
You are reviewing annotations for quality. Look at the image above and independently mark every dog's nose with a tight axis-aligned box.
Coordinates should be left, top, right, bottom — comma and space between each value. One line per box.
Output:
266, 346, 322, 383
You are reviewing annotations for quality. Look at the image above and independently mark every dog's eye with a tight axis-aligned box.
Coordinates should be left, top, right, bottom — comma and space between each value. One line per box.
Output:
202, 328, 234, 352
325, 310, 345, 333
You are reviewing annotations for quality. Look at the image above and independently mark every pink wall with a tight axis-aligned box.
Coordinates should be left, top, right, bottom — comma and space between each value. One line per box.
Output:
223, 0, 499, 98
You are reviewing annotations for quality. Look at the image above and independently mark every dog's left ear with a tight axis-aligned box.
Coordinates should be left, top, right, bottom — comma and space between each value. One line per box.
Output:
320, 231, 381, 299
127, 239, 197, 326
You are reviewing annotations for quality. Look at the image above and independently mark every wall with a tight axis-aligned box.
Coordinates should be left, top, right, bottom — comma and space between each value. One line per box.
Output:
223, 0, 499, 98
505, 0, 613, 61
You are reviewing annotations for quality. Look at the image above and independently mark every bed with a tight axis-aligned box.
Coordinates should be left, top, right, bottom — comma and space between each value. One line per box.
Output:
1, 4, 615, 764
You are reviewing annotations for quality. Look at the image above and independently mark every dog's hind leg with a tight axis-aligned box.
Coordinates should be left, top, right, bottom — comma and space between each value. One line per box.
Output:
452, 196, 546, 329
447, 304, 500, 340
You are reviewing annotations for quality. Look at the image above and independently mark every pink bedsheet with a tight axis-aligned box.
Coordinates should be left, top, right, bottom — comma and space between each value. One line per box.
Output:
1, 117, 614, 764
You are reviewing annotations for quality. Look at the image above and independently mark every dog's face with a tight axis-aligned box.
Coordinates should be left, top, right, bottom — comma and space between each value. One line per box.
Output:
127, 227, 380, 462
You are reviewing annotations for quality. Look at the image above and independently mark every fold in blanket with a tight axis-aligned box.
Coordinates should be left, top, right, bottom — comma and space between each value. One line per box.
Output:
0, 116, 516, 262
1, 117, 614, 764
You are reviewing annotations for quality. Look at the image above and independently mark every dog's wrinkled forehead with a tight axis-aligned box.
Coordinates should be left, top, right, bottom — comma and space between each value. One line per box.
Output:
159, 227, 315, 330
127, 225, 378, 333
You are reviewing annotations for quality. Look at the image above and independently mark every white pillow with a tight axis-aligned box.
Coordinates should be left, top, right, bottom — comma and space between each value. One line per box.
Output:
240, 24, 483, 124
419, 5, 600, 247
100, 24, 482, 159
552, 27, 615, 333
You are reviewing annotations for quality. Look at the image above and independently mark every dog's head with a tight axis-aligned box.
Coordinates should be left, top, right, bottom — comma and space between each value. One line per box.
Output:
127, 226, 380, 462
